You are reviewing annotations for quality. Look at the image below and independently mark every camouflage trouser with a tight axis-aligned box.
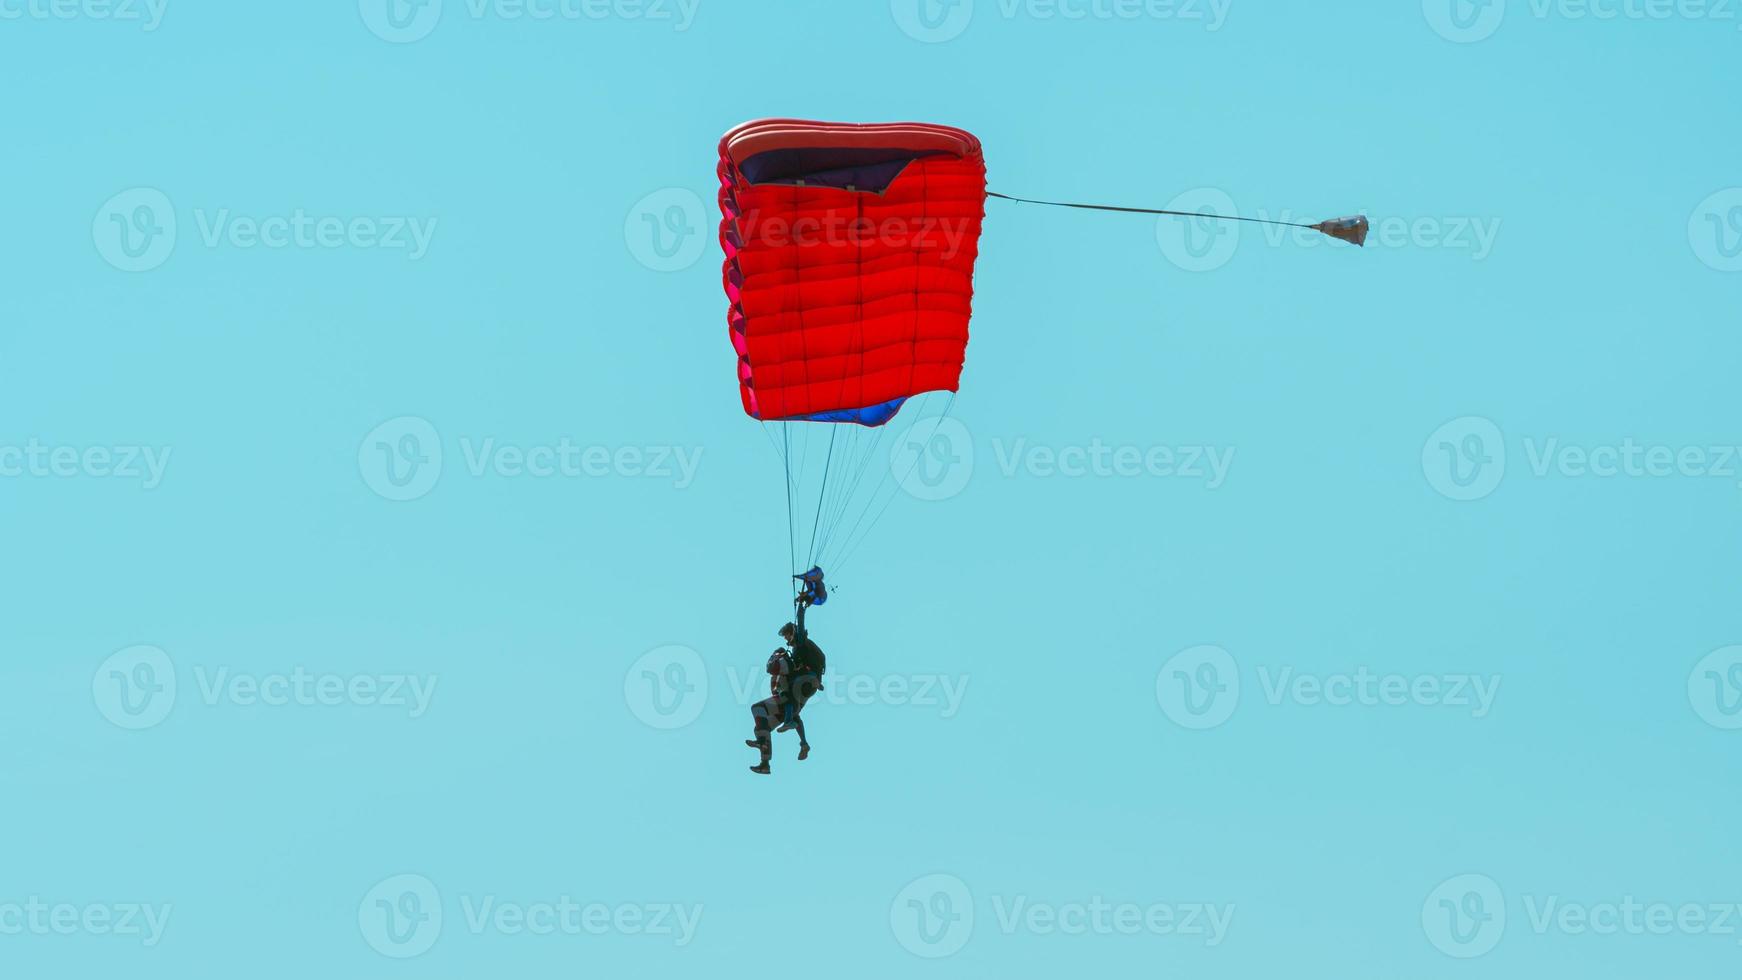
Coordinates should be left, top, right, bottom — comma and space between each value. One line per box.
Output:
750, 696, 782, 764
787, 673, 821, 717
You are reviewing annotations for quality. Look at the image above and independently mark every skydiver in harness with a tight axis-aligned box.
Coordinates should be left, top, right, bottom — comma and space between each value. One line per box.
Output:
778, 619, 825, 732
746, 568, 828, 775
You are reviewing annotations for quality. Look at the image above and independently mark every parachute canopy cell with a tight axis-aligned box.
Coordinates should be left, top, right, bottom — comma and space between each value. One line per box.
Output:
718, 119, 987, 427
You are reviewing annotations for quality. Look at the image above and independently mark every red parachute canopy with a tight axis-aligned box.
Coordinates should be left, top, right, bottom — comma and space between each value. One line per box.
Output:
718, 119, 986, 427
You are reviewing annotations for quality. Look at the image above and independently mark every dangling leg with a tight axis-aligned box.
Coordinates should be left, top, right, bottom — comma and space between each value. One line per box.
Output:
789, 673, 816, 760
748, 698, 775, 774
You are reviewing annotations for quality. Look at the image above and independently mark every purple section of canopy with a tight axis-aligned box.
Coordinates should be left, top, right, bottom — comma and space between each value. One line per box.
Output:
738, 146, 937, 192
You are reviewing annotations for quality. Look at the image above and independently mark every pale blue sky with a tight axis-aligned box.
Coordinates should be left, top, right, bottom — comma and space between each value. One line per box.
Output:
3, 2, 1740, 977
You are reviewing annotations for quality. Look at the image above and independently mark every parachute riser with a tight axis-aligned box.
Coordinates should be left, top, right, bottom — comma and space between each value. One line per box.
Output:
986, 191, 1370, 247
